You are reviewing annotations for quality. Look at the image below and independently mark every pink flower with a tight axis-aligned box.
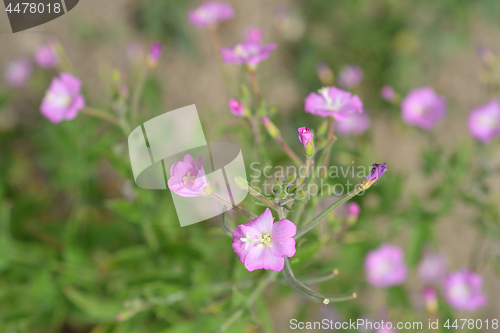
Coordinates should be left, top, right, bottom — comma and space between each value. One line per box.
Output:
401, 87, 447, 130
244, 27, 263, 43
40, 73, 85, 123
232, 208, 296, 272
338, 64, 363, 88
362, 163, 388, 189
221, 41, 278, 68
187, 1, 234, 28
229, 98, 245, 116
418, 252, 448, 284
347, 202, 360, 217
304, 86, 363, 120
4, 58, 33, 88
423, 286, 438, 313
336, 111, 371, 136
168, 154, 211, 197
468, 99, 500, 143
298, 126, 314, 157
147, 43, 163, 68
443, 269, 487, 312
364, 244, 407, 287
381, 85, 395, 101
34, 44, 58, 68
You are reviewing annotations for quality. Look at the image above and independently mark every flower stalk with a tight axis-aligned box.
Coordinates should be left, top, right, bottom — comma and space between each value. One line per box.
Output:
211, 192, 257, 219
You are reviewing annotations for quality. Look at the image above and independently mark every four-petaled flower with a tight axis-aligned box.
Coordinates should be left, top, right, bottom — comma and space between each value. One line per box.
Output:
220, 41, 278, 69
401, 86, 446, 130
168, 154, 212, 197
232, 208, 296, 272
40, 72, 85, 124
468, 99, 500, 143
187, 1, 234, 29
364, 243, 408, 287
362, 163, 388, 189
304, 86, 363, 120
443, 269, 487, 312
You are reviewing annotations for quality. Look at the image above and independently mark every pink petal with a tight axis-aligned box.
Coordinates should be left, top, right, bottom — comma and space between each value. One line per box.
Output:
245, 207, 273, 233
232, 225, 261, 263
271, 219, 296, 240
182, 154, 197, 168
244, 245, 284, 272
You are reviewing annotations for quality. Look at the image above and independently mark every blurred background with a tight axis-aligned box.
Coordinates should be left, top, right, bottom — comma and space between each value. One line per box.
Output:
1, 0, 500, 332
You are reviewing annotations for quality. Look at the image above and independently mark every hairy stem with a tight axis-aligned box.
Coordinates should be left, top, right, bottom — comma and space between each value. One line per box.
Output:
212, 193, 257, 219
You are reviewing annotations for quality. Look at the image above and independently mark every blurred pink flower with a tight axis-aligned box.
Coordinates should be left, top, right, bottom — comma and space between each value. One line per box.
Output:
244, 27, 263, 43
443, 269, 487, 312
229, 98, 244, 116
40, 73, 85, 123
304, 86, 363, 120
147, 43, 163, 67
168, 154, 211, 197
187, 1, 234, 28
232, 208, 296, 272
468, 99, 500, 143
364, 244, 407, 287
347, 202, 361, 217
34, 44, 58, 68
220, 41, 277, 68
338, 64, 363, 88
401, 87, 446, 130
417, 252, 448, 284
376, 324, 398, 333
336, 111, 371, 136
423, 286, 438, 313
4, 58, 33, 88
381, 85, 395, 101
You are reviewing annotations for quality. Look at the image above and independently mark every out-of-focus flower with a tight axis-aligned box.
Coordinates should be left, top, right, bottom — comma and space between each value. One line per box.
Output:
362, 163, 388, 189
187, 1, 234, 28
229, 98, 245, 116
298, 126, 314, 157
167, 154, 212, 197
316, 61, 334, 86
338, 65, 363, 88
401, 87, 447, 130
147, 43, 163, 68
443, 269, 487, 312
273, 6, 305, 42
34, 44, 58, 68
347, 202, 361, 217
40, 73, 85, 123
381, 85, 395, 101
336, 111, 371, 136
364, 243, 407, 287
476, 45, 495, 64
423, 286, 438, 314
4, 58, 33, 88
304, 86, 363, 120
220, 41, 278, 69
232, 208, 296, 272
375, 323, 398, 333
468, 99, 500, 143
418, 252, 448, 284
126, 41, 144, 62
244, 27, 263, 43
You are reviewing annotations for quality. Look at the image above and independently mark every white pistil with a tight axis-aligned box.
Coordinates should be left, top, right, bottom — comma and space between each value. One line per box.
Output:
240, 232, 273, 250
240, 232, 255, 250
318, 87, 340, 111
182, 171, 196, 185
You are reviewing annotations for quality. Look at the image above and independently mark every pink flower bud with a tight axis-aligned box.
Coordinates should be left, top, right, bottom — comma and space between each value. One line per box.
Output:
381, 85, 395, 101
34, 44, 58, 68
229, 98, 245, 116
347, 202, 360, 217
338, 64, 363, 88
244, 27, 263, 43
423, 286, 438, 314
298, 126, 314, 157
148, 43, 163, 68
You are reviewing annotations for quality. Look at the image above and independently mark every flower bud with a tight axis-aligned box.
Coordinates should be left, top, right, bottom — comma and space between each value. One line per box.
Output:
147, 43, 163, 68
295, 188, 308, 200
273, 181, 282, 193
362, 163, 388, 189
381, 85, 395, 101
234, 176, 248, 189
423, 286, 438, 314
229, 98, 246, 117
285, 173, 297, 184
347, 202, 360, 217
288, 185, 298, 194
262, 117, 280, 138
298, 127, 315, 157
277, 190, 287, 200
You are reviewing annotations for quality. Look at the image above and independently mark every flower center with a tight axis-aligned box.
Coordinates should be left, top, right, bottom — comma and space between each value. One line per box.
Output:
450, 283, 471, 301
47, 92, 71, 108
182, 171, 197, 185
234, 44, 248, 58
318, 87, 340, 111
258, 232, 272, 247
478, 113, 499, 129
240, 232, 273, 250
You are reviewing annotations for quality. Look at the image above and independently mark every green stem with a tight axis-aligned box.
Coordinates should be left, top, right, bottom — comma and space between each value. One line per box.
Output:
295, 185, 364, 239
81, 106, 120, 125
298, 156, 313, 188
246, 186, 279, 211
276, 135, 303, 167
212, 193, 257, 219
277, 206, 285, 219
219, 212, 234, 237
131, 64, 149, 124
248, 69, 261, 104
